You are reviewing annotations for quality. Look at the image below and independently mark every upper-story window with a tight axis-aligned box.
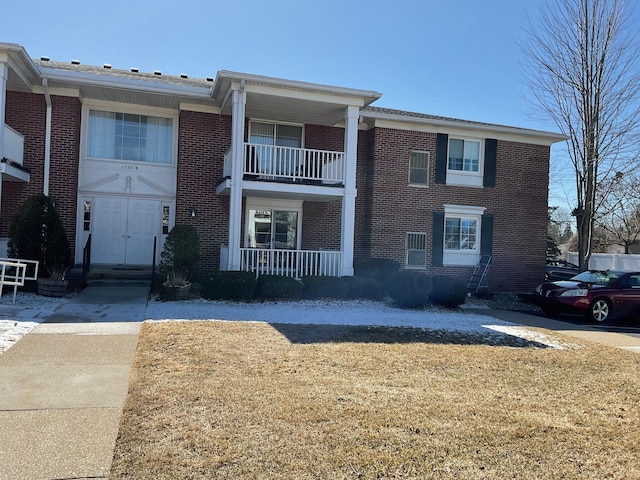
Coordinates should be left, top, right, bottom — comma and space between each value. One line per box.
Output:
448, 138, 480, 173
408, 151, 430, 186
87, 110, 173, 164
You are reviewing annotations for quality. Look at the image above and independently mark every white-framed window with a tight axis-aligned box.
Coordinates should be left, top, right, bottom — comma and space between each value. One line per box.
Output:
409, 151, 430, 186
447, 138, 483, 187
86, 109, 174, 164
245, 198, 303, 250
406, 232, 427, 269
443, 205, 485, 266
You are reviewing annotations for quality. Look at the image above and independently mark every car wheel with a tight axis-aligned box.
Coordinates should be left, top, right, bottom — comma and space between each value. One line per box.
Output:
589, 298, 611, 323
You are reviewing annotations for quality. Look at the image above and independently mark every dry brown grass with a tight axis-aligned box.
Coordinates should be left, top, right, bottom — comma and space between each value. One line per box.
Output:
110, 321, 640, 479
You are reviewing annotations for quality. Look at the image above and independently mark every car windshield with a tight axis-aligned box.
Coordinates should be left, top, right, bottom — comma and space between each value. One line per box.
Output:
569, 270, 620, 285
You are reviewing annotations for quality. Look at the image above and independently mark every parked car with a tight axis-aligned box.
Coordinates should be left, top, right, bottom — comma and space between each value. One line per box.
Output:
534, 270, 640, 323
545, 259, 580, 281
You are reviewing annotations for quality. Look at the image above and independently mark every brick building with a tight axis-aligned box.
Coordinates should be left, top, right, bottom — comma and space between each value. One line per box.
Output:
0, 43, 565, 292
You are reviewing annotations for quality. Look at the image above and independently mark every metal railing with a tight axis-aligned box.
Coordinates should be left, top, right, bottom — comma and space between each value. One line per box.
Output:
81, 234, 92, 288
240, 248, 342, 278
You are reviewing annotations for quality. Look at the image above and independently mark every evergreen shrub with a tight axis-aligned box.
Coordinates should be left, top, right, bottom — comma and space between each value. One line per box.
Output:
429, 275, 468, 308
343, 276, 385, 300
354, 257, 400, 282
201, 271, 256, 301
386, 271, 432, 308
255, 275, 303, 300
301, 276, 349, 299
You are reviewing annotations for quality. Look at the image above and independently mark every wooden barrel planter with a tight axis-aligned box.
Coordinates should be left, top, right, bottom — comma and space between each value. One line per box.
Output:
163, 283, 192, 301
37, 278, 69, 298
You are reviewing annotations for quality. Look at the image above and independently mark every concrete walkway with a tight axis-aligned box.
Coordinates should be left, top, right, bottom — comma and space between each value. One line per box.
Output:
0, 281, 149, 480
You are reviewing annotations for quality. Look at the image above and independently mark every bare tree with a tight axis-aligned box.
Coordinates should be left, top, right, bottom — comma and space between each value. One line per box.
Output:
596, 172, 640, 252
522, 0, 640, 270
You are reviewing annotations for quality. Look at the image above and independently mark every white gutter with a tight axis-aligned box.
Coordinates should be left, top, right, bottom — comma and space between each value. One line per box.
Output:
43, 78, 51, 196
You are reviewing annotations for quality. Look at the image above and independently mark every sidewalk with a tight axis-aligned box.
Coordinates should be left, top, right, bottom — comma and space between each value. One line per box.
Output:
0, 281, 149, 480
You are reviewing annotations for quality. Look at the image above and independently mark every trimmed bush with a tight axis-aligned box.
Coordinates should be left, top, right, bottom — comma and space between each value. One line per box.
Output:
386, 271, 432, 309
302, 276, 349, 299
255, 275, 303, 300
8, 194, 71, 276
201, 272, 256, 301
343, 276, 385, 300
430, 275, 468, 308
160, 225, 200, 279
354, 257, 400, 282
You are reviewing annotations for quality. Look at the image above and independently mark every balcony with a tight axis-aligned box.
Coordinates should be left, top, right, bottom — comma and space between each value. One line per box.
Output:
218, 143, 345, 199
3, 124, 24, 166
221, 246, 342, 278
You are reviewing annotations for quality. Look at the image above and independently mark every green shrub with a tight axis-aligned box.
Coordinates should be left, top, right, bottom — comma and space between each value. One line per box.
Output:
429, 275, 468, 308
343, 276, 385, 300
386, 271, 432, 308
201, 271, 256, 301
302, 276, 349, 299
8, 194, 71, 276
160, 225, 200, 279
255, 275, 303, 300
354, 257, 400, 282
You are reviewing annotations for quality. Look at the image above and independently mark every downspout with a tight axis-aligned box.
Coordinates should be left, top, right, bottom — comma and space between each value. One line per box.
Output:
42, 78, 52, 196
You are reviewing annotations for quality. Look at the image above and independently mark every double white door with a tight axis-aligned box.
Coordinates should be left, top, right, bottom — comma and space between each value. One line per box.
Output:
92, 197, 160, 265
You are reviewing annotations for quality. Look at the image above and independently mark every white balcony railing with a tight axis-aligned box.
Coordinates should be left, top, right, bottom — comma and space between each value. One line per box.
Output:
223, 143, 345, 185
3, 124, 24, 166
240, 248, 342, 278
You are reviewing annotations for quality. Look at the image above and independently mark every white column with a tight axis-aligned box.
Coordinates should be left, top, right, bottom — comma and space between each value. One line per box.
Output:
227, 88, 246, 271
0, 62, 8, 217
340, 105, 359, 276
0, 62, 7, 165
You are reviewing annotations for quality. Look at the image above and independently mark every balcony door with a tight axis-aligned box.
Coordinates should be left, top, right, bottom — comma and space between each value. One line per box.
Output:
249, 121, 303, 176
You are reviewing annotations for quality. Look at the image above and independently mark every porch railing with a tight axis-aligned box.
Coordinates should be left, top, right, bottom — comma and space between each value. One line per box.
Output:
3, 124, 24, 166
240, 248, 342, 278
223, 144, 345, 185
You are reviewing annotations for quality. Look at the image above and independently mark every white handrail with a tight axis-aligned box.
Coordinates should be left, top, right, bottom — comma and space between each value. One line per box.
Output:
240, 248, 342, 278
0, 259, 35, 305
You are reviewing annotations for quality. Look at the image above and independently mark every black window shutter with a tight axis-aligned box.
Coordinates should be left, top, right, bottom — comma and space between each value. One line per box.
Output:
432, 211, 445, 267
435, 133, 448, 184
483, 139, 497, 187
481, 214, 494, 256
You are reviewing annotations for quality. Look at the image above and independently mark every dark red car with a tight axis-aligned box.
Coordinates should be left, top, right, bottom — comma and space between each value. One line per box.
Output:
534, 270, 640, 323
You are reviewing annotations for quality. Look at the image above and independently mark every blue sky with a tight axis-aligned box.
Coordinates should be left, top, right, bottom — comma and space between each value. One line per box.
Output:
3, 0, 609, 211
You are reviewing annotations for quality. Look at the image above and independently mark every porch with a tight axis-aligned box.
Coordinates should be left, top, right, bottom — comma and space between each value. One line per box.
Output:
221, 246, 342, 278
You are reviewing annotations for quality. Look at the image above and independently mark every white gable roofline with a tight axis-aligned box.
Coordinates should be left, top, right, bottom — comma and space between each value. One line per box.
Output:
213, 70, 382, 107
361, 106, 567, 146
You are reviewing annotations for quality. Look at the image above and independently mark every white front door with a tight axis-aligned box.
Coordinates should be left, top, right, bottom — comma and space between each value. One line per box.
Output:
92, 197, 160, 265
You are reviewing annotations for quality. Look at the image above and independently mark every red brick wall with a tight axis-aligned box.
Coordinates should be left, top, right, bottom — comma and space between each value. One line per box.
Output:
3, 92, 80, 263
177, 110, 232, 274
363, 127, 550, 292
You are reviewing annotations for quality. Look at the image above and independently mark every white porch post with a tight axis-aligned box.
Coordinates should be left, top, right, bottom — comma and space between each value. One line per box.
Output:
0, 62, 8, 216
340, 105, 359, 276
227, 87, 246, 271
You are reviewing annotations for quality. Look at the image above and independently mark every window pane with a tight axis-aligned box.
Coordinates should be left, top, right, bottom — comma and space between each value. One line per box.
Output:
445, 218, 460, 249
276, 125, 302, 148
448, 139, 464, 171
464, 141, 480, 172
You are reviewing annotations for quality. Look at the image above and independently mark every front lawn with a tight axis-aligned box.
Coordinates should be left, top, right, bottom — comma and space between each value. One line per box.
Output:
110, 321, 640, 479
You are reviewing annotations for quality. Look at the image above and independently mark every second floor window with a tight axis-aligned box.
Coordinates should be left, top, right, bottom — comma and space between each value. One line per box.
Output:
448, 138, 480, 173
87, 110, 173, 164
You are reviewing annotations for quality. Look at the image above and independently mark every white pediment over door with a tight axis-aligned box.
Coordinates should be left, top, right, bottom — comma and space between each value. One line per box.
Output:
79, 159, 177, 197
